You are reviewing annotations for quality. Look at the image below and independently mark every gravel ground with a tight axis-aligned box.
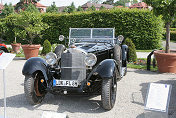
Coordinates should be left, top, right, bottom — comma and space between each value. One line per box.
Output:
1, 59, 176, 118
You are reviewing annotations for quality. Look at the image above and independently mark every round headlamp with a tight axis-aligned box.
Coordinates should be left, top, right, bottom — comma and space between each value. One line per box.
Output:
45, 52, 57, 65
85, 53, 97, 67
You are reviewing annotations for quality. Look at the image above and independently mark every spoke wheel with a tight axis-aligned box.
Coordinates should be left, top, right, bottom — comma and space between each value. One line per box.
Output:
24, 72, 47, 104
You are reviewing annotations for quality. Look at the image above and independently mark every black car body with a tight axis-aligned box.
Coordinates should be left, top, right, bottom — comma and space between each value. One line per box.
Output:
22, 28, 128, 110
0, 43, 9, 55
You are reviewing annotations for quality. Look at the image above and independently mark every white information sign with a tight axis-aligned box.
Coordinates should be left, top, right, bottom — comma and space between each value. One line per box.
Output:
0, 53, 16, 69
145, 83, 172, 113
41, 111, 67, 118
0, 53, 15, 118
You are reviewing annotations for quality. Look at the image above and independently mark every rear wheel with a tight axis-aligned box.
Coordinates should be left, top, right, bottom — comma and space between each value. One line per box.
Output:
101, 76, 117, 110
24, 72, 47, 104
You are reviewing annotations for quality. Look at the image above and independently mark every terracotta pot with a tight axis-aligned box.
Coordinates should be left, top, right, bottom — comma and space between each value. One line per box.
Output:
154, 50, 176, 73
22, 44, 40, 59
11, 43, 21, 53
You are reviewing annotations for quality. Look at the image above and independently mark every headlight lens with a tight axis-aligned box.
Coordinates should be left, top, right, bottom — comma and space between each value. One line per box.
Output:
85, 53, 97, 67
45, 52, 57, 65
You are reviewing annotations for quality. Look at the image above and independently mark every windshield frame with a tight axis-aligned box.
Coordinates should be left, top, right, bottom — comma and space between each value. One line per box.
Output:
69, 28, 115, 45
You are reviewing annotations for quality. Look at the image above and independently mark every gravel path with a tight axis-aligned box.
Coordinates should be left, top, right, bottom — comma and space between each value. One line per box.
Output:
1, 59, 176, 118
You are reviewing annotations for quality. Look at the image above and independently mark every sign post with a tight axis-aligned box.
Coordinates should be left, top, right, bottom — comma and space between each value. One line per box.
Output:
0, 53, 16, 118
144, 83, 172, 118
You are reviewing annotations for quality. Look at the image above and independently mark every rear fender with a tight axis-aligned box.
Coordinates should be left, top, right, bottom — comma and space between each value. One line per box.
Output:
22, 57, 48, 81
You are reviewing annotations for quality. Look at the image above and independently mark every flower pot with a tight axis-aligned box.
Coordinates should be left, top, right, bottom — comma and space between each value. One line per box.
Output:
11, 43, 21, 53
22, 44, 40, 59
154, 50, 176, 73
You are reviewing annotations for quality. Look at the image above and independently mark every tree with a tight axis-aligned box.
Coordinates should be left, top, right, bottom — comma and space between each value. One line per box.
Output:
100, 6, 106, 10
143, 0, 176, 53
25, 3, 39, 13
15, 0, 40, 11
63, 7, 68, 13
132, 0, 138, 4
77, 6, 83, 11
46, 2, 58, 13
0, 21, 7, 39
88, 0, 102, 4
102, 0, 114, 5
13, 11, 49, 44
87, 5, 96, 11
1, 3, 14, 17
67, 2, 76, 13
114, 0, 130, 7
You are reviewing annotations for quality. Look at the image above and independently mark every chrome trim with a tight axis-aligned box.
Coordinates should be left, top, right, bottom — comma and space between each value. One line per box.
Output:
61, 67, 86, 69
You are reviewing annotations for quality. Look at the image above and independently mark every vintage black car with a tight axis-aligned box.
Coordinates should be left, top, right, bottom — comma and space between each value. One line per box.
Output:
22, 28, 128, 110
0, 39, 9, 55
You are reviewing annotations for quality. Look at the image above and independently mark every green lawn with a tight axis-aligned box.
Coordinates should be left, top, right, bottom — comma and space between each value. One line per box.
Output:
127, 58, 158, 72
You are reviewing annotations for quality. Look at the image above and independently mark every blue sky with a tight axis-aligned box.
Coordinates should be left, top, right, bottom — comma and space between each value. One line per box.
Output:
1, 0, 109, 7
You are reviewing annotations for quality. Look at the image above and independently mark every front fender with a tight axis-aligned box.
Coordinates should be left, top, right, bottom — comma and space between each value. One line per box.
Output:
95, 59, 120, 79
22, 57, 48, 81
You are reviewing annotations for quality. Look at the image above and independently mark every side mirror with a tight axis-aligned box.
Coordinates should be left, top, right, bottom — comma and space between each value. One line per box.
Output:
59, 35, 64, 41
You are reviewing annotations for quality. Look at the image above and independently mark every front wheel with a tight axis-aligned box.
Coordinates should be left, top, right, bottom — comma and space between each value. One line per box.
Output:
24, 72, 47, 104
101, 78, 117, 110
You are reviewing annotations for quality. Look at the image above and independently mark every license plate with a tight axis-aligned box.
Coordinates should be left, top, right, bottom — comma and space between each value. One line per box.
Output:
53, 80, 78, 87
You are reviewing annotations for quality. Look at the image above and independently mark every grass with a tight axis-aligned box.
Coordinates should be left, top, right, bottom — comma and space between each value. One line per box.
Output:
127, 58, 158, 72
136, 50, 153, 52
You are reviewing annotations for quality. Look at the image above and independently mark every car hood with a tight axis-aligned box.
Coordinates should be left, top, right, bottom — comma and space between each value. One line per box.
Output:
73, 43, 113, 53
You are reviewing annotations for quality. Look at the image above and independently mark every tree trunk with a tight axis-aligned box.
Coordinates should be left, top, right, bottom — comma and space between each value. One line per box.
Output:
165, 22, 170, 53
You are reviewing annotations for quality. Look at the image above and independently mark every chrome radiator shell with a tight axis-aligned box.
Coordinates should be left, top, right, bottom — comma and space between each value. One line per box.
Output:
61, 51, 86, 84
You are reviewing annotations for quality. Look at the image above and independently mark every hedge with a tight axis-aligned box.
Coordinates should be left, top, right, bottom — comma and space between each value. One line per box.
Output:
3, 9, 164, 49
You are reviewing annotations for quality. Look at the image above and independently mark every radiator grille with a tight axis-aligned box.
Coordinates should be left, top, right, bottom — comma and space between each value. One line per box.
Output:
61, 52, 86, 84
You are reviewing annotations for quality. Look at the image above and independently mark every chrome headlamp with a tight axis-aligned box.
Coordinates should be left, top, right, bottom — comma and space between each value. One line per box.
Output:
45, 52, 57, 66
85, 53, 97, 67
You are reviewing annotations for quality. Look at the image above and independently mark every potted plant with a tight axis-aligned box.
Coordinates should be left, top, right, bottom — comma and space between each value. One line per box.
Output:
144, 0, 176, 73
13, 11, 48, 59
11, 37, 21, 53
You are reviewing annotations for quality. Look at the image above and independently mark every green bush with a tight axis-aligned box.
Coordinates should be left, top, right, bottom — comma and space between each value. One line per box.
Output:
41, 40, 51, 55
4, 9, 163, 49
124, 38, 137, 62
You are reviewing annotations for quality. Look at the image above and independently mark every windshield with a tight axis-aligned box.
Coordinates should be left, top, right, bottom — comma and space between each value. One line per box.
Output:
69, 28, 115, 44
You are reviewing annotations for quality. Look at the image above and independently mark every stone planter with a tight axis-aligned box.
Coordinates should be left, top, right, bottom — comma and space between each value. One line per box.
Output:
154, 50, 176, 73
11, 43, 21, 53
21, 44, 40, 59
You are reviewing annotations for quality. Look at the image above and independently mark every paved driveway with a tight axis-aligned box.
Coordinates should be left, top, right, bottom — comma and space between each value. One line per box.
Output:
0, 58, 176, 118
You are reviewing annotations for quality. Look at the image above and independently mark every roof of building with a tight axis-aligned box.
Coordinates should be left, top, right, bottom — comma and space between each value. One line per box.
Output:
115, 6, 123, 8
13, 2, 47, 8
0, 3, 4, 10
130, 2, 148, 8
82, 2, 114, 9
35, 2, 47, 8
